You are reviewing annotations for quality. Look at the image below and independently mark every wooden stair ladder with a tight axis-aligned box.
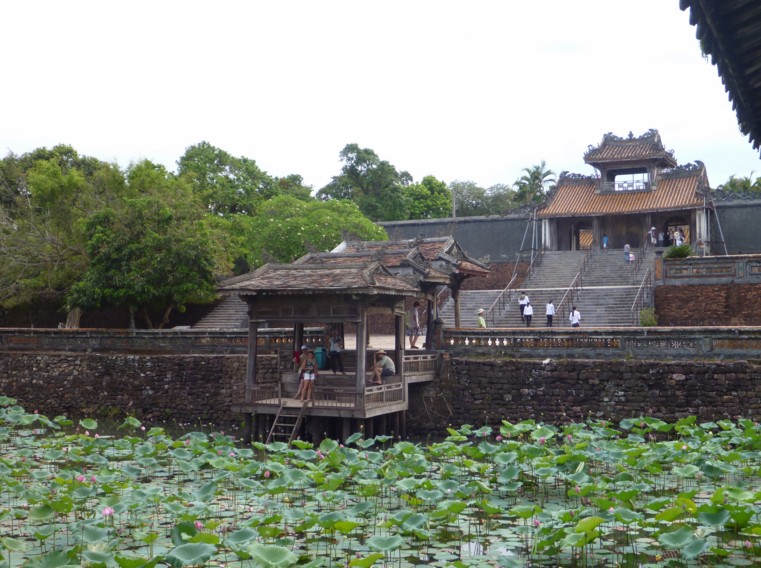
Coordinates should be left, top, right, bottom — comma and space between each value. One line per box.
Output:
265, 402, 310, 444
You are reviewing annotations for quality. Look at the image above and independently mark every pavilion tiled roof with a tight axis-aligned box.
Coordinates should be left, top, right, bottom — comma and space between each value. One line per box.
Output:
218, 262, 418, 296
584, 130, 677, 167
539, 163, 708, 218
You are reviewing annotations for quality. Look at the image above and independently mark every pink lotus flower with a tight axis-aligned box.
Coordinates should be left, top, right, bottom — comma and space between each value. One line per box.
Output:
76, 475, 85, 483
533, 519, 541, 527
195, 521, 203, 530
496, 435, 503, 441
264, 470, 271, 478
91, 475, 97, 483
539, 437, 546, 444
102, 506, 115, 517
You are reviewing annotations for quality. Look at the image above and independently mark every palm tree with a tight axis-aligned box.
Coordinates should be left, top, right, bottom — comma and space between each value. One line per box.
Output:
514, 161, 556, 205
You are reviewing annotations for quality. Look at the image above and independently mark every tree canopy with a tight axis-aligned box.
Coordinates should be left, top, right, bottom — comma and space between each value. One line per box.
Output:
317, 144, 412, 222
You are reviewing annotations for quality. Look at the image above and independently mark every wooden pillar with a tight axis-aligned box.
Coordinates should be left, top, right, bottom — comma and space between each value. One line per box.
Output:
366, 418, 374, 438
379, 414, 388, 437
400, 411, 407, 438
243, 414, 253, 444
245, 303, 260, 404
425, 299, 435, 350
395, 312, 404, 376
452, 284, 462, 328
341, 418, 351, 441
392, 412, 400, 440
356, 308, 367, 409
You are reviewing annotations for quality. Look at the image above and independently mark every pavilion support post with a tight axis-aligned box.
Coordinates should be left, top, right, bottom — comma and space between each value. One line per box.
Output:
379, 414, 388, 437
425, 299, 434, 349
391, 412, 400, 440
245, 305, 260, 404
400, 411, 407, 438
356, 308, 367, 409
243, 414, 252, 444
395, 313, 404, 376
452, 285, 462, 328
341, 418, 351, 442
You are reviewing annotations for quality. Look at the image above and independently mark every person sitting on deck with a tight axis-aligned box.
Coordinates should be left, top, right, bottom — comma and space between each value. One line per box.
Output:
371, 349, 395, 385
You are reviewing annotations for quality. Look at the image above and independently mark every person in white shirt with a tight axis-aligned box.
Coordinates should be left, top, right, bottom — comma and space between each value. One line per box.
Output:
518, 292, 529, 321
408, 301, 421, 349
523, 302, 534, 326
569, 306, 581, 328
546, 300, 556, 327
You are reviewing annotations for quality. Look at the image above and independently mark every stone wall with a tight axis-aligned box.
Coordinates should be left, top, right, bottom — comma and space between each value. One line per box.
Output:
407, 356, 761, 436
0, 351, 277, 427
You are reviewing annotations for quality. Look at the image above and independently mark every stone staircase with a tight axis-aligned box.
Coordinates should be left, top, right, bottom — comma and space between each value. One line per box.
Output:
194, 296, 248, 329
438, 248, 657, 328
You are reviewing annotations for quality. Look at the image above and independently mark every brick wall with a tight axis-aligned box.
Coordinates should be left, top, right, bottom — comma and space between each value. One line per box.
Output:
407, 357, 761, 436
654, 284, 761, 326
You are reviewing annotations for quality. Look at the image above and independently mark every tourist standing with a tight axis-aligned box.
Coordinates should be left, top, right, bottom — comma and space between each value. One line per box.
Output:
602, 233, 609, 251
569, 306, 581, 328
408, 301, 421, 349
523, 302, 533, 326
519, 292, 529, 321
477, 308, 487, 328
546, 300, 556, 327
328, 330, 344, 374
297, 350, 318, 401
624, 243, 631, 262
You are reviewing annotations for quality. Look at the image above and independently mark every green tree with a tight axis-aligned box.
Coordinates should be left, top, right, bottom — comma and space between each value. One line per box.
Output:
718, 173, 761, 193
514, 161, 556, 205
177, 141, 275, 216
241, 195, 387, 268
317, 144, 411, 221
486, 183, 518, 214
272, 174, 313, 201
405, 175, 452, 219
68, 162, 219, 329
449, 180, 491, 217
0, 147, 125, 324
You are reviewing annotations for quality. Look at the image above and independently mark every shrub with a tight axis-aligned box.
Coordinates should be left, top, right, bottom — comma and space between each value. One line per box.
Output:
663, 243, 693, 259
639, 307, 658, 327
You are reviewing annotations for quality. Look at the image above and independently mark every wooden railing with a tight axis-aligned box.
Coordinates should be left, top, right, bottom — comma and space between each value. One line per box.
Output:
403, 353, 437, 373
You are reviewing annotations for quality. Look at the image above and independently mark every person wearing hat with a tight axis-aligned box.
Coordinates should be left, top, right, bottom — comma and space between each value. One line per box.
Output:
648, 226, 657, 246
477, 308, 487, 328
293, 344, 309, 371
371, 349, 395, 385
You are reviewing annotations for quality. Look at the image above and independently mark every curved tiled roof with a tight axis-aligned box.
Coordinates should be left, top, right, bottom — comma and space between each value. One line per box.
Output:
584, 129, 677, 167
539, 163, 708, 218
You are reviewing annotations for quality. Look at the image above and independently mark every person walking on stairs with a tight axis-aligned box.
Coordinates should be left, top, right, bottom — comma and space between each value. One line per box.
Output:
518, 292, 529, 321
546, 300, 556, 327
477, 308, 487, 328
569, 306, 581, 328
523, 302, 533, 326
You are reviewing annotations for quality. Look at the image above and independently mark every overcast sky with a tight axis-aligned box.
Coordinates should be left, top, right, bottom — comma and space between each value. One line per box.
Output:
2, 1, 759, 191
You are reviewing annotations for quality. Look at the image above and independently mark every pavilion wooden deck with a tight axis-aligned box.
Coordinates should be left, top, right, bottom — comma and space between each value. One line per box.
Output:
233, 352, 438, 441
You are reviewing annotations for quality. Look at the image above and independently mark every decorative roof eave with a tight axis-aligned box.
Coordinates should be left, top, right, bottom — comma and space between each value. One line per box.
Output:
680, 0, 761, 153
583, 129, 678, 168
218, 261, 420, 298
540, 204, 706, 219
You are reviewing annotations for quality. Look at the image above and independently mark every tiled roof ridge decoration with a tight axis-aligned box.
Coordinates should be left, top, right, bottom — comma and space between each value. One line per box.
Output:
710, 188, 761, 202
583, 129, 677, 166
659, 161, 705, 179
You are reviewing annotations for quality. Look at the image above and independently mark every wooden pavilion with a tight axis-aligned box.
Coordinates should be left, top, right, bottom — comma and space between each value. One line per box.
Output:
221, 237, 488, 443
539, 130, 714, 252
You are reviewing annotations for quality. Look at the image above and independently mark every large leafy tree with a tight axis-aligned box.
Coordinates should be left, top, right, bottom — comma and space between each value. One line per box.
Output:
317, 144, 411, 221
68, 161, 220, 329
405, 175, 452, 219
514, 161, 556, 205
177, 141, 276, 216
240, 195, 387, 268
486, 183, 518, 214
0, 147, 124, 323
449, 180, 491, 217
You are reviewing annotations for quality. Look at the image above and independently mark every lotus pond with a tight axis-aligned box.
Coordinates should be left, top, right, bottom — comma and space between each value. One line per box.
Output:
2, 397, 761, 567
